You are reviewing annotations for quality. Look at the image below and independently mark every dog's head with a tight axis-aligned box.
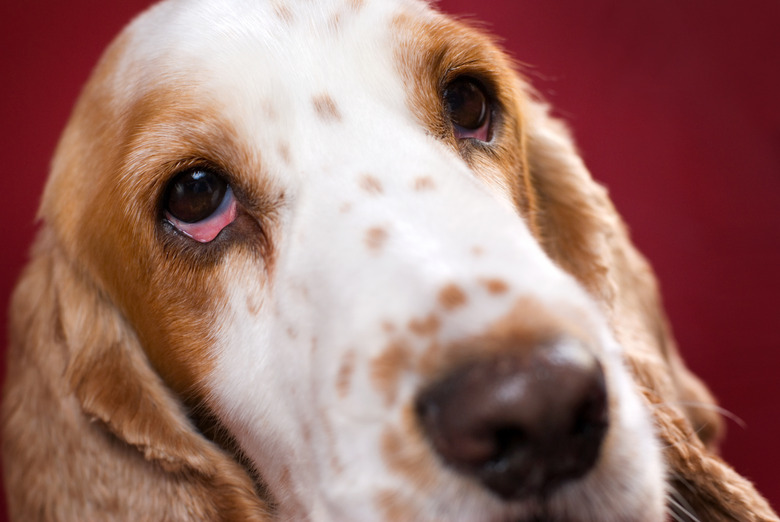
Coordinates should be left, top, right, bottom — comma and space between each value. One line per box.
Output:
7, 0, 776, 520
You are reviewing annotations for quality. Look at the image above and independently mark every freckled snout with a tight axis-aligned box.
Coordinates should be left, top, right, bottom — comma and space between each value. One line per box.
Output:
415, 339, 609, 500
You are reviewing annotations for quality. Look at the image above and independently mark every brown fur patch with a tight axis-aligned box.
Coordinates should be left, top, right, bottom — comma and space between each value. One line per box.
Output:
479, 277, 509, 295
365, 227, 389, 252
375, 489, 417, 520
370, 341, 412, 406
312, 94, 342, 122
277, 142, 291, 165
413, 176, 436, 191
420, 297, 593, 381
380, 404, 438, 491
272, 2, 293, 24
329, 13, 342, 32
437, 283, 467, 310
41, 69, 279, 400
408, 314, 440, 337
339, 202, 352, 213
246, 291, 263, 316
336, 350, 356, 398
390, 9, 538, 227
359, 174, 384, 194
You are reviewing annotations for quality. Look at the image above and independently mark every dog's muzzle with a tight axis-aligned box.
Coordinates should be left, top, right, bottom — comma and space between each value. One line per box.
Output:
415, 338, 609, 500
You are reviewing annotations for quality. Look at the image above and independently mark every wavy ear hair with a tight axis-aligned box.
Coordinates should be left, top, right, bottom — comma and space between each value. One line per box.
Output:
520, 95, 778, 520
2, 229, 269, 521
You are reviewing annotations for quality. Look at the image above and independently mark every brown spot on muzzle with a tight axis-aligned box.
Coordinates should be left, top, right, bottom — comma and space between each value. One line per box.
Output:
479, 278, 509, 295
359, 175, 383, 194
365, 227, 389, 252
413, 176, 436, 191
336, 349, 356, 398
437, 283, 467, 310
408, 314, 440, 337
312, 94, 342, 122
420, 297, 596, 384
380, 404, 439, 492
370, 341, 413, 406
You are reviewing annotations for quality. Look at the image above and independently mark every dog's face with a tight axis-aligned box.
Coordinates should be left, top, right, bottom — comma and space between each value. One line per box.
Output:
40, 0, 669, 519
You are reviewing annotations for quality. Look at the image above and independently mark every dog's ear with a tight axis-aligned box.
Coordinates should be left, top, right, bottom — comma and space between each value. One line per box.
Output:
2, 229, 269, 521
520, 98, 723, 443
519, 99, 777, 520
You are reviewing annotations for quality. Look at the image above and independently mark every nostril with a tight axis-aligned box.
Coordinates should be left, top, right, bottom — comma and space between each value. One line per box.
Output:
416, 340, 609, 500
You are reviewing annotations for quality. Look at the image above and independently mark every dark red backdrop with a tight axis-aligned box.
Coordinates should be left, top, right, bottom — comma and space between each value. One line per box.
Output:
1, 0, 778, 517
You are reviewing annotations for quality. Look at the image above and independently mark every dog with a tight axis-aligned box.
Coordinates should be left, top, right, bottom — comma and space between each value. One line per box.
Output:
3, 0, 777, 520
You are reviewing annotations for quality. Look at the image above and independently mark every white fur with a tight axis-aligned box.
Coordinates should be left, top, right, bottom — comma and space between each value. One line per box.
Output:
117, 0, 666, 519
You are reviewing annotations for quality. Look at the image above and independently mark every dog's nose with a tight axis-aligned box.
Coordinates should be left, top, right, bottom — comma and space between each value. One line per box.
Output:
415, 339, 609, 500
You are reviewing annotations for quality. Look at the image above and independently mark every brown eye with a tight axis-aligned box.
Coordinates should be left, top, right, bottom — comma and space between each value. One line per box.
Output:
165, 169, 228, 223
443, 77, 491, 140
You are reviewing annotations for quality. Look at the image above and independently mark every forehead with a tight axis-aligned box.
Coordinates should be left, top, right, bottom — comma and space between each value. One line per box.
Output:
121, 0, 435, 106
111, 0, 458, 174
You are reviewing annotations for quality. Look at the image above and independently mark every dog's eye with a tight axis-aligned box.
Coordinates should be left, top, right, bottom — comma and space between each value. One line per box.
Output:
443, 77, 491, 142
164, 169, 237, 243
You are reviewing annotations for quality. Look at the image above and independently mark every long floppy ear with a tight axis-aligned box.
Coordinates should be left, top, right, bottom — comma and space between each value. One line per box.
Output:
2, 229, 270, 521
520, 98, 778, 520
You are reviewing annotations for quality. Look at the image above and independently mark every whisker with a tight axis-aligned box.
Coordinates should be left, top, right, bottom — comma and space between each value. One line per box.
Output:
670, 400, 747, 430
667, 488, 700, 522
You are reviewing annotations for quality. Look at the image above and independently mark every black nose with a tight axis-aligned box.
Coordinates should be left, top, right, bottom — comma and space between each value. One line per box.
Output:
415, 340, 609, 500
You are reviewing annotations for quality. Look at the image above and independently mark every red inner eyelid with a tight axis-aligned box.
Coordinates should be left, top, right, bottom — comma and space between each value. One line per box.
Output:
166, 186, 238, 243
453, 110, 491, 142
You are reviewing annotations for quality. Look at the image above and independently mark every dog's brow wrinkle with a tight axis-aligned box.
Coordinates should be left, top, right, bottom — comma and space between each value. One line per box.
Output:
471, 245, 485, 257
438, 283, 467, 310
312, 93, 342, 122
359, 175, 383, 194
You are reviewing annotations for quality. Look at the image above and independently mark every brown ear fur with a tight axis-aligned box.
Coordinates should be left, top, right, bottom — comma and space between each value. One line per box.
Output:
2, 229, 270, 521
522, 99, 778, 520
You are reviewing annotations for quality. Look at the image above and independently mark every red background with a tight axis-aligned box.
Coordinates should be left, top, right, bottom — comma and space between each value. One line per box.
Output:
1, 0, 778, 517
